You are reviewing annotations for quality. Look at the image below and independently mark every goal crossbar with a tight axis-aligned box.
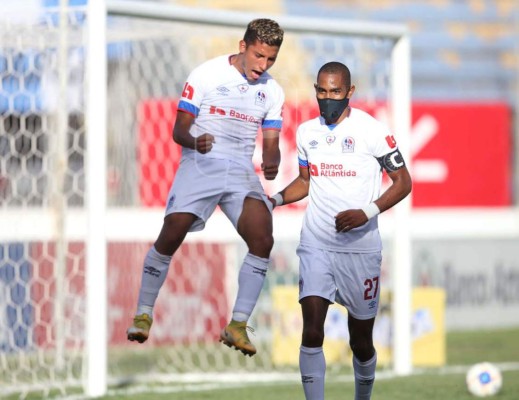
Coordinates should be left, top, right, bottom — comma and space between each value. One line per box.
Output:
106, 0, 407, 39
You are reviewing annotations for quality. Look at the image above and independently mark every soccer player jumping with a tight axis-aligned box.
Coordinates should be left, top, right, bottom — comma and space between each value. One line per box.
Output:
127, 19, 285, 357
269, 61, 412, 399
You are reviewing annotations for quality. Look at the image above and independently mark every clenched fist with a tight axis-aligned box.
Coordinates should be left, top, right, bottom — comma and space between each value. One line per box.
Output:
195, 133, 215, 154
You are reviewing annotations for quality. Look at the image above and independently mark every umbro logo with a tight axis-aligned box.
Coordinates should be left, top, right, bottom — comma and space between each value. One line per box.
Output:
144, 266, 161, 277
217, 86, 230, 95
252, 266, 267, 277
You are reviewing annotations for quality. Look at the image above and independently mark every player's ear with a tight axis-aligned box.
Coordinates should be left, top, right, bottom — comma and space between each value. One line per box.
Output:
238, 40, 247, 53
347, 85, 356, 98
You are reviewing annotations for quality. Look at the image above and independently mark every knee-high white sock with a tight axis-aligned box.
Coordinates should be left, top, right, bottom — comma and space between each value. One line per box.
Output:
136, 246, 172, 317
353, 352, 377, 400
231, 253, 269, 321
299, 346, 326, 400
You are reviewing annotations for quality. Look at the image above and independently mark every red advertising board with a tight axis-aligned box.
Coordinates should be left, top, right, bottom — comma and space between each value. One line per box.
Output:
138, 100, 512, 208
108, 242, 228, 345
137, 99, 183, 207
28, 241, 228, 347
410, 102, 511, 206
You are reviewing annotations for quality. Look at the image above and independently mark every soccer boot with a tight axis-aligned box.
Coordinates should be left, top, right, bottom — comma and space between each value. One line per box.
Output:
219, 320, 257, 356
127, 313, 153, 343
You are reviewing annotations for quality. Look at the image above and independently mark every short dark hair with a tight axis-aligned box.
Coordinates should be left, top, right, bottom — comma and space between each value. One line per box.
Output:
243, 18, 284, 47
318, 62, 351, 87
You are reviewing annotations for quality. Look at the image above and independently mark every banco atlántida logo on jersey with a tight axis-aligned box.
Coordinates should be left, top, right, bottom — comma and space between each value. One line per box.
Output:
309, 162, 357, 177
208, 105, 260, 124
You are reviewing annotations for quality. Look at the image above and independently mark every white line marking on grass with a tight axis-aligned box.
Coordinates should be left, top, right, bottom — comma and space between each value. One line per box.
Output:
53, 363, 519, 400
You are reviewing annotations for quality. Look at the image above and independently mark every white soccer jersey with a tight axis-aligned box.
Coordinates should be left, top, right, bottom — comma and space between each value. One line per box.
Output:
177, 54, 284, 168
297, 108, 399, 252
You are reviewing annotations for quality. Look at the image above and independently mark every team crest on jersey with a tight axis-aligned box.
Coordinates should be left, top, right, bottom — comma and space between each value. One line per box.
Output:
238, 83, 249, 93
342, 136, 355, 153
216, 86, 230, 95
255, 90, 266, 107
326, 135, 336, 145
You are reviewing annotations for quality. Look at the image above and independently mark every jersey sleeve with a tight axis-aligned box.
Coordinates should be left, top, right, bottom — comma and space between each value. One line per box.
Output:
296, 125, 309, 168
177, 64, 208, 118
261, 81, 284, 131
369, 119, 407, 172
370, 118, 399, 158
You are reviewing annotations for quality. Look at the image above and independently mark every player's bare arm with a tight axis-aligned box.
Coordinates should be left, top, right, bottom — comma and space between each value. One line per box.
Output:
373, 166, 412, 213
261, 128, 280, 180
335, 164, 412, 232
172, 111, 215, 154
270, 166, 310, 208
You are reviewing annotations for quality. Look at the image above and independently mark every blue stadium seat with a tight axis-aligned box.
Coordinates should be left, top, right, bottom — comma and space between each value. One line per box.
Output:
284, 0, 516, 102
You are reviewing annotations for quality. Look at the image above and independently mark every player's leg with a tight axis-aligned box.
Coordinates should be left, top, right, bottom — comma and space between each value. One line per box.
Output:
300, 296, 329, 400
127, 212, 196, 343
349, 316, 377, 400
236, 196, 274, 257
235, 196, 274, 318
348, 315, 376, 361
128, 157, 223, 343
219, 197, 273, 355
136, 212, 197, 312
297, 245, 337, 400
335, 252, 382, 400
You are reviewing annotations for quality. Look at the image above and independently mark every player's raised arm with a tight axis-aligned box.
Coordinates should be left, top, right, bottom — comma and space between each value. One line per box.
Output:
261, 128, 280, 180
172, 111, 214, 154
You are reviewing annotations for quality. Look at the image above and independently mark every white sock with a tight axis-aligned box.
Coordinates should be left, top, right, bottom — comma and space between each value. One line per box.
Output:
353, 352, 377, 400
136, 246, 172, 317
299, 346, 326, 400
231, 253, 269, 320
232, 312, 249, 322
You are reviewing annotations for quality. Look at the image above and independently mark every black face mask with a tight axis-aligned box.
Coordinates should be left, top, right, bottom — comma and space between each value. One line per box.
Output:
317, 97, 349, 125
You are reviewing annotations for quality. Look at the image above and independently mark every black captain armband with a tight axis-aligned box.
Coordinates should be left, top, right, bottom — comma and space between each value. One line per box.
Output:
377, 149, 406, 172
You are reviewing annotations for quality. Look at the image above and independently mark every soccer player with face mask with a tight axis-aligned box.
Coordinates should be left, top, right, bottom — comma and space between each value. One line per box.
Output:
127, 19, 285, 357
269, 61, 412, 400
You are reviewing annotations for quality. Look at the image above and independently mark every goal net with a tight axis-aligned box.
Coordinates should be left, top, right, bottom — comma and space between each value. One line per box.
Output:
0, 2, 410, 397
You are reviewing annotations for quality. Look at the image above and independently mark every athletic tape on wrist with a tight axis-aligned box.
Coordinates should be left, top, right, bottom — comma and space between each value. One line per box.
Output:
271, 193, 283, 207
361, 203, 380, 219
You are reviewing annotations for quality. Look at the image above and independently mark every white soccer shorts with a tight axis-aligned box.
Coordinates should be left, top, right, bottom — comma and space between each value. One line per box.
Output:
297, 244, 382, 320
164, 156, 272, 231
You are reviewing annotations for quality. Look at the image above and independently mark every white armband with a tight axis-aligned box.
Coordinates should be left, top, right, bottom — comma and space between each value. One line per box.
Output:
271, 193, 284, 207
361, 203, 380, 219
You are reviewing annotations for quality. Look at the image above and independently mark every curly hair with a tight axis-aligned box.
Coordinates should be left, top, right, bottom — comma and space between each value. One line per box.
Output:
243, 18, 284, 47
